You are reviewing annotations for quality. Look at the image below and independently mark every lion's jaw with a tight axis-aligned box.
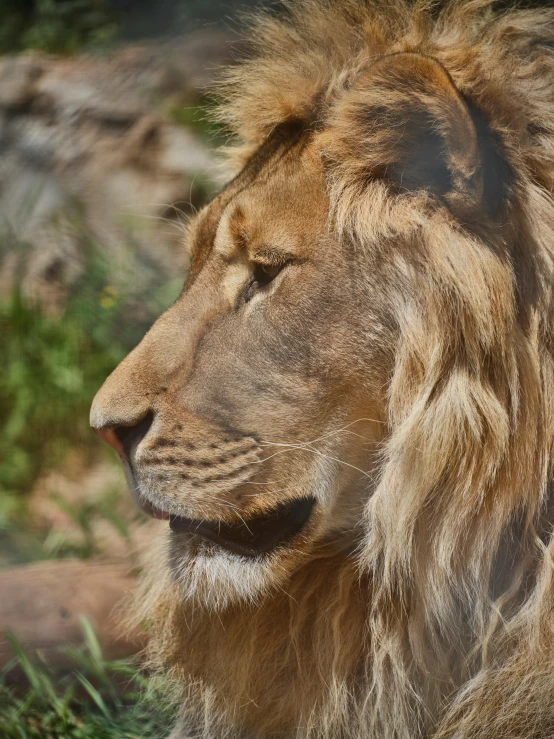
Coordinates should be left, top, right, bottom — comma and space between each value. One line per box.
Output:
165, 455, 340, 609
90, 131, 387, 607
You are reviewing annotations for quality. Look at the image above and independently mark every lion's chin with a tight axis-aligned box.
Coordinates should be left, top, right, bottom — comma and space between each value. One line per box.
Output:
167, 531, 310, 609
157, 498, 317, 609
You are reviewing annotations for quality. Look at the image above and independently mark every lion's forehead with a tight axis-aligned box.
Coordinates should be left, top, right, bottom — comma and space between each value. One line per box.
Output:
187, 131, 328, 274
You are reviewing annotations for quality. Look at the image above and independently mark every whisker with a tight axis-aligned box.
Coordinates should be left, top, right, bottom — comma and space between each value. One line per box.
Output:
259, 417, 385, 450
303, 445, 372, 479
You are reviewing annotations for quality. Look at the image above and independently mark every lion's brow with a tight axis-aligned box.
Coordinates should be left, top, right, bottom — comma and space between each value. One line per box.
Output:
186, 120, 306, 283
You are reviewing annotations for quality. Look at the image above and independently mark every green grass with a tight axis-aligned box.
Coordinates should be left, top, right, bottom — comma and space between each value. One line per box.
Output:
0, 619, 174, 739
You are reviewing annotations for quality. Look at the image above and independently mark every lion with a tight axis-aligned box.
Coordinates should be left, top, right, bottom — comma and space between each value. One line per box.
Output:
90, 1, 554, 737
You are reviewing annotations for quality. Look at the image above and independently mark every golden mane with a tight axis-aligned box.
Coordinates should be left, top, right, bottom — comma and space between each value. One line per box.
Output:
130, 2, 554, 737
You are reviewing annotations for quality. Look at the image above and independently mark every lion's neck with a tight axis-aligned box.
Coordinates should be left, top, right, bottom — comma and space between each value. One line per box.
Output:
140, 542, 373, 737
136, 524, 548, 739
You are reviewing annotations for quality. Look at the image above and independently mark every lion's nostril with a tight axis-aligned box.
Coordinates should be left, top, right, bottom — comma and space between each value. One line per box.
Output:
95, 412, 154, 461
115, 412, 154, 460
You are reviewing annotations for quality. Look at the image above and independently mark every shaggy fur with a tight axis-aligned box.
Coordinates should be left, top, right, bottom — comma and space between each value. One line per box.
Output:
92, 1, 554, 737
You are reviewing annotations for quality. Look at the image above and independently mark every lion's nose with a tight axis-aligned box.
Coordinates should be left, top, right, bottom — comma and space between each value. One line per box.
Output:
94, 412, 154, 461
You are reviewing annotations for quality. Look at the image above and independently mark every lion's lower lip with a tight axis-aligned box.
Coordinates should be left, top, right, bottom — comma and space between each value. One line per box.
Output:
169, 497, 316, 558
151, 506, 170, 520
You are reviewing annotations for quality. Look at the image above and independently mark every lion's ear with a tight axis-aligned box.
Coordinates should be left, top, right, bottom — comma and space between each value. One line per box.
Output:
327, 53, 507, 217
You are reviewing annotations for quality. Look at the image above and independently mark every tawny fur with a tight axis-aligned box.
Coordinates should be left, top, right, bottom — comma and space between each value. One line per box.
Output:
114, 1, 554, 737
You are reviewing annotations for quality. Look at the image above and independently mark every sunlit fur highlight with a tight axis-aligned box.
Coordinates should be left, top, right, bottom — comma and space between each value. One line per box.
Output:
132, 1, 554, 737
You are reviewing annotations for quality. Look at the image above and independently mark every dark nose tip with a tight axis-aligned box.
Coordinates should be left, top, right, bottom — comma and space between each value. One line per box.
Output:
94, 412, 154, 461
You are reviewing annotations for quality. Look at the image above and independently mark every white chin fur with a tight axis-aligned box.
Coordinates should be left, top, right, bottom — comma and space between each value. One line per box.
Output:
169, 536, 294, 610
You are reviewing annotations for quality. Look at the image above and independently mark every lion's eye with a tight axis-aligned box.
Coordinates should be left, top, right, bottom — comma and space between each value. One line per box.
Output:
241, 261, 288, 304
253, 262, 282, 287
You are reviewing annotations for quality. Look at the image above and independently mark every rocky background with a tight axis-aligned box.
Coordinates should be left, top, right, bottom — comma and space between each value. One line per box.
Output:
0, 29, 229, 313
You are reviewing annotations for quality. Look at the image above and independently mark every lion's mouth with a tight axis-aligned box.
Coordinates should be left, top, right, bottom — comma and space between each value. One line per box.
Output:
167, 497, 316, 558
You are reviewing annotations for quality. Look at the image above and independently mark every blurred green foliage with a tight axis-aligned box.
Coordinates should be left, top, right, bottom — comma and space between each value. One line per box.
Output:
0, 230, 182, 509
0, 487, 134, 568
168, 93, 229, 149
1, 254, 125, 502
0, 0, 118, 55
0, 0, 266, 55
0, 619, 174, 738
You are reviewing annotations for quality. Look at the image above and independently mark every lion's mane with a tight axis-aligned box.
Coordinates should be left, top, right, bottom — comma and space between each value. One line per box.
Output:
133, 2, 554, 737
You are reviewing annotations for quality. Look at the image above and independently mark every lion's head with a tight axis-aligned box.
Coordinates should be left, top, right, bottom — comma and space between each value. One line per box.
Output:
91, 1, 554, 737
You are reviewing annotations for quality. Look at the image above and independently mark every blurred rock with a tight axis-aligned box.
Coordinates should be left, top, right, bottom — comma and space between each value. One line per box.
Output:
0, 560, 142, 671
0, 40, 224, 312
